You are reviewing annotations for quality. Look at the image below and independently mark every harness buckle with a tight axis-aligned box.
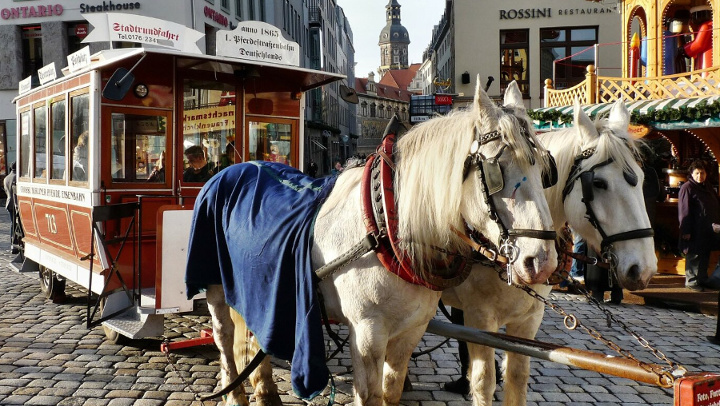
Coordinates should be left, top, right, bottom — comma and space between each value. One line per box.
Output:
485, 248, 498, 262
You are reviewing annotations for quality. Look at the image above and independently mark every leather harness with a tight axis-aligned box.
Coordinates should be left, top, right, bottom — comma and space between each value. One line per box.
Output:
360, 134, 473, 291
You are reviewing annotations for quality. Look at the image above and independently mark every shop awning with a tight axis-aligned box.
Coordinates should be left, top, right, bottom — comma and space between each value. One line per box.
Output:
530, 95, 720, 131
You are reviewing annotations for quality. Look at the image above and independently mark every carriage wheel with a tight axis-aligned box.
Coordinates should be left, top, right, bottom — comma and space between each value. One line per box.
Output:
102, 325, 130, 346
39, 266, 66, 302
98, 298, 131, 346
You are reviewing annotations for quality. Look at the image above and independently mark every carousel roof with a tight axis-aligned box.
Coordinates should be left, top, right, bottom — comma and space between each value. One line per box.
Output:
531, 95, 720, 131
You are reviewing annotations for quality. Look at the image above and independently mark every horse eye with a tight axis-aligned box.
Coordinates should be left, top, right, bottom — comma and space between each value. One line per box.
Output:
593, 178, 608, 190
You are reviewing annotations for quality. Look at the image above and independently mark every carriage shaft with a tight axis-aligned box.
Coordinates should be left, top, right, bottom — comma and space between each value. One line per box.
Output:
426, 320, 668, 387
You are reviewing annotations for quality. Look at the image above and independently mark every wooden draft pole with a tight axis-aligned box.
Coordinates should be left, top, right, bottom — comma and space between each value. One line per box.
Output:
426, 319, 673, 387
427, 320, 720, 405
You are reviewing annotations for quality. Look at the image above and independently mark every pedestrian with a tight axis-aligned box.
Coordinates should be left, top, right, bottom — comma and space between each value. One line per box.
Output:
308, 160, 318, 177
331, 161, 343, 176
3, 162, 18, 253
678, 159, 720, 291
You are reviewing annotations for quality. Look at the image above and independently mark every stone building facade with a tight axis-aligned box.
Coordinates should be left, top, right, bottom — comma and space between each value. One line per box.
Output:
354, 72, 411, 156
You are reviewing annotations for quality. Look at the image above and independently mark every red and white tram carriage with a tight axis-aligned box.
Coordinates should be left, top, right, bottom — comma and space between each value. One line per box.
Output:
12, 46, 343, 342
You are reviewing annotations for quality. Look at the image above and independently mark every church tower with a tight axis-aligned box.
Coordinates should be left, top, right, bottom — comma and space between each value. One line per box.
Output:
378, 0, 410, 75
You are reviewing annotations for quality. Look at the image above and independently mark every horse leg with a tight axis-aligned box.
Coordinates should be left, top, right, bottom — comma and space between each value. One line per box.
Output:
206, 284, 247, 406
227, 311, 281, 406
349, 321, 387, 406
502, 315, 544, 406
382, 325, 427, 405
467, 342, 497, 406
463, 312, 498, 406
248, 356, 281, 406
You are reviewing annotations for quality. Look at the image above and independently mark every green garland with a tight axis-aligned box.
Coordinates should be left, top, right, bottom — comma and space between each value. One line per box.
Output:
528, 98, 720, 126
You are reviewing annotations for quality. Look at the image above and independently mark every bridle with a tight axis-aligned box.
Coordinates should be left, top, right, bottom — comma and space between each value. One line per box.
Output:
561, 145, 654, 272
462, 121, 557, 285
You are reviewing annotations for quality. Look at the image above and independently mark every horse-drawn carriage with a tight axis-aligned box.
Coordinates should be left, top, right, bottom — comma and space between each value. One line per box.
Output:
12, 44, 343, 343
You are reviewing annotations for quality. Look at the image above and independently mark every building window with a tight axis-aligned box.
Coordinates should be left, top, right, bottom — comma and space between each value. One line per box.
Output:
235, 0, 242, 18
66, 22, 89, 55
370, 103, 376, 117
500, 29, 529, 96
21, 25, 43, 80
500, 30, 530, 97
540, 26, 598, 90
221, 0, 229, 9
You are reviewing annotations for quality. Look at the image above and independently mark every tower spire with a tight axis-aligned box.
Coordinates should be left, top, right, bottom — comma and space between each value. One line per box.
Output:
378, 0, 410, 75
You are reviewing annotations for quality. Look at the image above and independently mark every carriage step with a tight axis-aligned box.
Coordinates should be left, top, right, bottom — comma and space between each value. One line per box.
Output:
102, 307, 164, 340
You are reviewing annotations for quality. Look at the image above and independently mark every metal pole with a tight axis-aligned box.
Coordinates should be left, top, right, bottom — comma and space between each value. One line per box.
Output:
594, 44, 599, 76
426, 320, 672, 388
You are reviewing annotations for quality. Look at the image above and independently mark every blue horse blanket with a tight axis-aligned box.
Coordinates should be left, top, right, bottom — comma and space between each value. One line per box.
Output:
185, 161, 337, 399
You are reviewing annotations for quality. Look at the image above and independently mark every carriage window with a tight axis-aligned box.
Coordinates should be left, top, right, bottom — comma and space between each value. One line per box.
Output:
182, 80, 236, 182
19, 111, 31, 178
249, 121, 292, 166
110, 113, 167, 182
70, 93, 89, 183
50, 100, 66, 180
34, 105, 47, 179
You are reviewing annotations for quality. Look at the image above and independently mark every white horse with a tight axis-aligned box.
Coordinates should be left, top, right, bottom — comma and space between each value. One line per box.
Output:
440, 99, 658, 406
191, 79, 558, 406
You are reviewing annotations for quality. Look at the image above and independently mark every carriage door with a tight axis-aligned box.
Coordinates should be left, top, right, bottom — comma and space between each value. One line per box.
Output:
101, 108, 173, 292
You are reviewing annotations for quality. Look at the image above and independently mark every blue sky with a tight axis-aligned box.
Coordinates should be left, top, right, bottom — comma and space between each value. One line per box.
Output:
335, 0, 447, 78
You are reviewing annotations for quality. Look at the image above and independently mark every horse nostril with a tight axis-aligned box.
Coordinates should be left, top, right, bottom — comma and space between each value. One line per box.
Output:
524, 256, 537, 273
627, 264, 640, 280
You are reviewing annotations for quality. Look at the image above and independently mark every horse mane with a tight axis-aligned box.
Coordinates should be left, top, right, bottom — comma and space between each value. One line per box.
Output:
394, 104, 545, 274
542, 116, 644, 224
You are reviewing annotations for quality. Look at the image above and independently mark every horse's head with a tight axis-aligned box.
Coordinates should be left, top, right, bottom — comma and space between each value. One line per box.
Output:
394, 78, 557, 286
559, 99, 657, 290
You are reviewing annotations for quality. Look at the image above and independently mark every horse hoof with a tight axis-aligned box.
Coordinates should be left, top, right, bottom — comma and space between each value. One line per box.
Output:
255, 393, 283, 406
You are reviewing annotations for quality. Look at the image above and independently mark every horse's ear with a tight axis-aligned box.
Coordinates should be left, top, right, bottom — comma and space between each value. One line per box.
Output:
503, 81, 525, 112
574, 98, 597, 143
472, 74, 496, 115
608, 97, 630, 132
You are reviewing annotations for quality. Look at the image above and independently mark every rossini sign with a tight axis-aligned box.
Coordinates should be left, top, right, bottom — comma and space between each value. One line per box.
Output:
499, 6, 616, 20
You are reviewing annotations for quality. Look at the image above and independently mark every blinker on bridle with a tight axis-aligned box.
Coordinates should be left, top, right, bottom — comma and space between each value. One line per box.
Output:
463, 123, 557, 285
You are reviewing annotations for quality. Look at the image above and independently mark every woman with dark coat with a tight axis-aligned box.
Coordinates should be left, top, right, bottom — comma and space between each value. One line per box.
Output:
678, 159, 720, 291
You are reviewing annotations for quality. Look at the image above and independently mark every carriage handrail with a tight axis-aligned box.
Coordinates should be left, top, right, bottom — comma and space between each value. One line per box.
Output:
86, 201, 139, 328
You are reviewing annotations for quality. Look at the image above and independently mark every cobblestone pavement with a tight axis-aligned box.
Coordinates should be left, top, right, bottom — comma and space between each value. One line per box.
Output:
0, 209, 718, 405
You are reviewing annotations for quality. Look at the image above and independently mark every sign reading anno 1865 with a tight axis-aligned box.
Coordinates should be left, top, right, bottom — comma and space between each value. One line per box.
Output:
216, 21, 299, 67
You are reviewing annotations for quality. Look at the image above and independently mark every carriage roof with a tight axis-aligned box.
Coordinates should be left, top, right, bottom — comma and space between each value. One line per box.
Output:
14, 47, 346, 102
